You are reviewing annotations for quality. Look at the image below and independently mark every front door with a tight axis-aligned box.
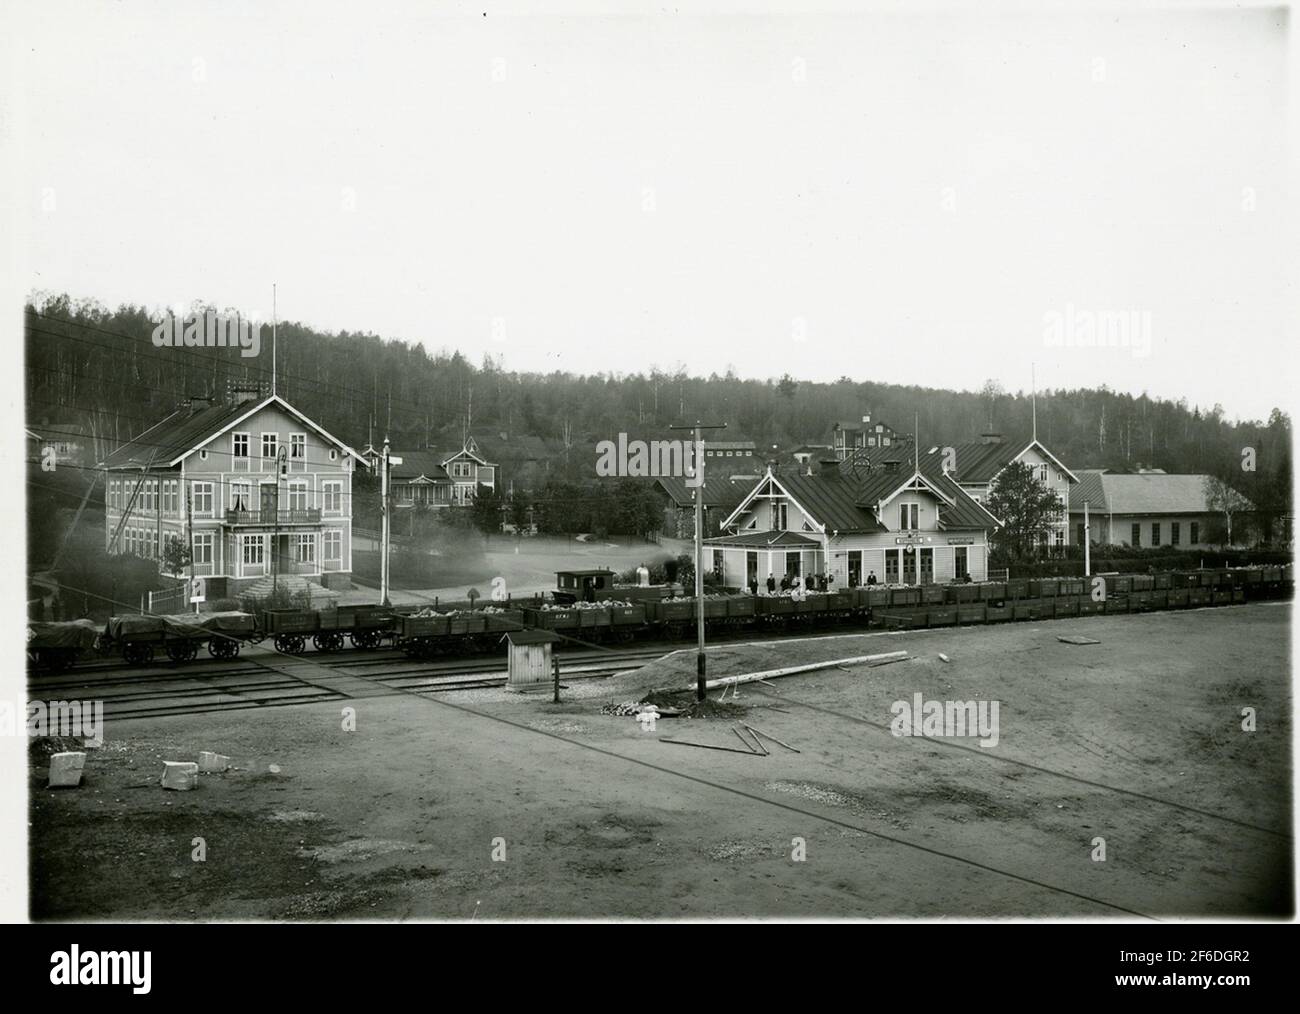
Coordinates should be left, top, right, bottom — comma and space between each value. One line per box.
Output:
902, 548, 917, 585
260, 482, 278, 520
746, 552, 758, 588
848, 551, 862, 587
919, 548, 933, 585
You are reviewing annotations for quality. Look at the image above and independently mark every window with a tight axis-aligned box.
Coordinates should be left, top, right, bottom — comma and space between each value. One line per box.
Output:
451, 461, 472, 479
261, 433, 278, 469
773, 502, 788, 530
1191, 522, 1199, 544
954, 546, 969, 580
1171, 522, 1180, 546
193, 482, 214, 517
1151, 522, 1161, 545
242, 535, 264, 566
1131, 523, 1141, 547
323, 529, 342, 562
329, 449, 338, 461
233, 432, 250, 470
295, 533, 315, 564
193, 533, 213, 565
290, 433, 306, 471
899, 503, 918, 531
885, 549, 900, 583
1039, 464, 1049, 483
322, 480, 342, 514
199, 449, 208, 461
230, 481, 251, 512
785, 551, 801, 577
288, 481, 308, 512
712, 549, 723, 579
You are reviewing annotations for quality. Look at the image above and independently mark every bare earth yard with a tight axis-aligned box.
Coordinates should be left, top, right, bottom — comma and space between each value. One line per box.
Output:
30, 602, 1292, 919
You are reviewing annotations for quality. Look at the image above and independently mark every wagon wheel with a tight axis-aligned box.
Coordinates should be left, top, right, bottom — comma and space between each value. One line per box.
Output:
274, 634, 306, 654
313, 631, 344, 653
38, 649, 73, 673
166, 641, 199, 664
612, 628, 635, 644
123, 642, 155, 666
207, 637, 239, 660
350, 630, 381, 650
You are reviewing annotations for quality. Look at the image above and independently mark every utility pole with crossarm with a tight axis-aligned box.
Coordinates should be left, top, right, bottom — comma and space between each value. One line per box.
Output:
669, 420, 726, 701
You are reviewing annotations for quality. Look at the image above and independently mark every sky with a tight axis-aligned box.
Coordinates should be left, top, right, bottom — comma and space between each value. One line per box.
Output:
6, 0, 1296, 422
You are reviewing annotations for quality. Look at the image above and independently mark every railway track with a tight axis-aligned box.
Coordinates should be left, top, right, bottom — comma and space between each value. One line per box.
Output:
26, 647, 659, 721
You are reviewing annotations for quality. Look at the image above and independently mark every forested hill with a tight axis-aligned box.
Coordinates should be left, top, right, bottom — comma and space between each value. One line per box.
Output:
24, 294, 1292, 491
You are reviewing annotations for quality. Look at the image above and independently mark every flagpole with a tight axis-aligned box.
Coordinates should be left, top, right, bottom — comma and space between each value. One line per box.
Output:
272, 283, 277, 397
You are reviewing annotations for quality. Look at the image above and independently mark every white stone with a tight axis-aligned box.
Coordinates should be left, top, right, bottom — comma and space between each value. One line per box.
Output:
198, 751, 231, 773
160, 761, 199, 790
48, 752, 85, 788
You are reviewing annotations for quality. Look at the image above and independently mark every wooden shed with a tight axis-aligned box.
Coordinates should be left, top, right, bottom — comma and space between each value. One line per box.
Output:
502, 629, 561, 691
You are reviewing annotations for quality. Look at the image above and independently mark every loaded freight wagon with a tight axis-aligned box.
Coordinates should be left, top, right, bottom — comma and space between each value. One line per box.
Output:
25, 564, 1293, 674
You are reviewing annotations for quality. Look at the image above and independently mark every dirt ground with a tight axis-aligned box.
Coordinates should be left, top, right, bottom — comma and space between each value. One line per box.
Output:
29, 602, 1293, 920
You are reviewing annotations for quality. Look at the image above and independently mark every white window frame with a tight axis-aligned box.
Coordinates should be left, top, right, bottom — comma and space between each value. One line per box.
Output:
287, 480, 309, 512
322, 480, 343, 515
261, 432, 279, 471
230, 481, 252, 512
295, 533, 316, 564
193, 481, 214, 517
193, 532, 213, 565
242, 534, 265, 567
290, 432, 306, 472
233, 432, 251, 471
323, 529, 342, 563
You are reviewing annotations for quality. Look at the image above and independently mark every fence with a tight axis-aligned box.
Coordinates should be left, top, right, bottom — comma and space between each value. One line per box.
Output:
146, 583, 188, 614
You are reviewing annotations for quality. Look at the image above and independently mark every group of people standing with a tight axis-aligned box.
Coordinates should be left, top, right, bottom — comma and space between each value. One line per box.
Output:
746, 570, 878, 597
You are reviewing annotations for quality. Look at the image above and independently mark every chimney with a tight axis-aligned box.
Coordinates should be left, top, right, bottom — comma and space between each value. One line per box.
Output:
861, 414, 870, 424
227, 379, 265, 406
182, 395, 213, 416
816, 457, 841, 476
979, 432, 1003, 445
882, 458, 901, 474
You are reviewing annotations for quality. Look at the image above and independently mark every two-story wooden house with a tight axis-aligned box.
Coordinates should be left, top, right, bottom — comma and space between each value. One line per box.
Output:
707, 450, 1001, 588
918, 433, 1077, 549
101, 390, 363, 596
384, 437, 498, 509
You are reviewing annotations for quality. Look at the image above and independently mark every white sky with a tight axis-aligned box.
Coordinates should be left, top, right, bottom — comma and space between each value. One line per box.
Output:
5, 0, 1295, 421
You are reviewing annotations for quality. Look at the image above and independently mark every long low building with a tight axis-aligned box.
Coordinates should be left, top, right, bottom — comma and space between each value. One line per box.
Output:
1068, 470, 1244, 549
706, 452, 1001, 588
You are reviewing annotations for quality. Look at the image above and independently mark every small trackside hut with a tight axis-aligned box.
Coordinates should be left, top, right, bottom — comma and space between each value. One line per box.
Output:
503, 629, 561, 691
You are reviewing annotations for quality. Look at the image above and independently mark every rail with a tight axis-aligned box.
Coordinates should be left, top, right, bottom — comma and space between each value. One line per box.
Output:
224, 508, 322, 525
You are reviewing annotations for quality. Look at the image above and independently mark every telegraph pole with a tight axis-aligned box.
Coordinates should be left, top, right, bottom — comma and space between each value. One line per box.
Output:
187, 481, 197, 613
380, 437, 403, 607
1083, 500, 1091, 577
670, 420, 726, 701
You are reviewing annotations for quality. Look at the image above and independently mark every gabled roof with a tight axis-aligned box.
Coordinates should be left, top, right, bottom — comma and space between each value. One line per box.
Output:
100, 394, 363, 470
436, 446, 496, 469
917, 436, 1079, 486
705, 530, 821, 548
1067, 472, 1248, 515
654, 476, 750, 510
722, 470, 883, 535
389, 450, 451, 482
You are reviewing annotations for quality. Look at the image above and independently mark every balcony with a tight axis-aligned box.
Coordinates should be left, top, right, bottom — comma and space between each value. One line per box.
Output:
224, 508, 322, 526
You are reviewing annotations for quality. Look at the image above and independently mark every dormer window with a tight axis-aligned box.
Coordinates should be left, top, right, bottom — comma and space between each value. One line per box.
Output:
898, 503, 919, 531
